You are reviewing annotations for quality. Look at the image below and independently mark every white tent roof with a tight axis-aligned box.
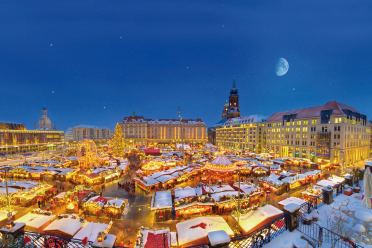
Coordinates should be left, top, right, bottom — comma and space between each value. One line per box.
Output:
16, 213, 55, 229
317, 179, 338, 188
151, 191, 172, 210
73, 222, 108, 242
278, 197, 306, 207
211, 156, 232, 165
176, 216, 234, 247
208, 230, 231, 247
44, 217, 83, 237
236, 204, 283, 234
233, 182, 257, 195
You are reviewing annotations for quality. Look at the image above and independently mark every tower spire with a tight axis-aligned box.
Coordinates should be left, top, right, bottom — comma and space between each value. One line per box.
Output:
232, 80, 236, 89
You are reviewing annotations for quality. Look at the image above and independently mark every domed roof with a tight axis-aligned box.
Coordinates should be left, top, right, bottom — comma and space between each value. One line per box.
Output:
38, 107, 53, 130
210, 156, 232, 166
205, 155, 237, 172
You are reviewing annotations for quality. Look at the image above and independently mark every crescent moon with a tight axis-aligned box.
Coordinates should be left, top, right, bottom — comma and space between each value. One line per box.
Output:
276, 58, 289, 76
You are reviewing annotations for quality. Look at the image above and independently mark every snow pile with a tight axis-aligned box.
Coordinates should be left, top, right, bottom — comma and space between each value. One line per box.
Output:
315, 193, 372, 247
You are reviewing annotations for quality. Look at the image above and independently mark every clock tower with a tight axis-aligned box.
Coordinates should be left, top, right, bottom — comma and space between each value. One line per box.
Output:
227, 80, 240, 119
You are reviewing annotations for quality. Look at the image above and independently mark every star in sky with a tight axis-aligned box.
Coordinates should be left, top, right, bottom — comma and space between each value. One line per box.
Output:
49, 43, 54, 47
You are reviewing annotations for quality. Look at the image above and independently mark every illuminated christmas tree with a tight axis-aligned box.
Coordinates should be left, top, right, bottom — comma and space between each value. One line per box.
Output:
110, 123, 125, 157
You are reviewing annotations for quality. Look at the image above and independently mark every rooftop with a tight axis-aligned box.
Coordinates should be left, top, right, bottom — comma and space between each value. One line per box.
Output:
267, 101, 364, 122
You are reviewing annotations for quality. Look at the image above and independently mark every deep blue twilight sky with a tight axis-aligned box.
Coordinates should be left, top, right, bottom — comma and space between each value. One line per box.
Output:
1, 1, 372, 130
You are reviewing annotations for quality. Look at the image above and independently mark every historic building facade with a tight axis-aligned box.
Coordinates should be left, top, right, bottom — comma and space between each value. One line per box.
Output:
265, 101, 370, 166
121, 116, 207, 145
216, 101, 371, 166
67, 125, 112, 141
0, 122, 64, 154
38, 107, 55, 130
216, 116, 266, 152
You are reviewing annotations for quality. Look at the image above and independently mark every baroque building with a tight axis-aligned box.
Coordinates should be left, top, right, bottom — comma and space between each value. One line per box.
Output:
121, 116, 207, 145
38, 107, 54, 130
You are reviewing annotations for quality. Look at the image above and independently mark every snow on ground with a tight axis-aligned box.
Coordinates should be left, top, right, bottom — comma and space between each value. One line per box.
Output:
263, 230, 305, 248
315, 192, 372, 247
264, 182, 372, 248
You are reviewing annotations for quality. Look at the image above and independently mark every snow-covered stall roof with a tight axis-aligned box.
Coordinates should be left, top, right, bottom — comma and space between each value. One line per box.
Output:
16, 213, 55, 230
207, 230, 231, 247
233, 182, 258, 195
43, 216, 83, 237
73, 222, 108, 243
211, 191, 238, 202
278, 197, 306, 207
236, 204, 283, 235
105, 198, 125, 208
151, 191, 172, 210
209, 184, 235, 193
317, 179, 338, 188
328, 175, 345, 184
176, 216, 234, 247
175, 186, 197, 200
263, 174, 285, 186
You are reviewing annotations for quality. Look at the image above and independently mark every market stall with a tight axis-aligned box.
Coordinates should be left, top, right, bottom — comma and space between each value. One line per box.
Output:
16, 212, 55, 232
104, 198, 128, 218
202, 156, 237, 183
83, 196, 108, 215
43, 214, 83, 238
234, 204, 283, 235
176, 216, 234, 247
151, 191, 173, 221
174, 186, 213, 219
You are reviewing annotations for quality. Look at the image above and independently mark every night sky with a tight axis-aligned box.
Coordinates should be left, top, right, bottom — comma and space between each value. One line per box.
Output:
1, 0, 372, 130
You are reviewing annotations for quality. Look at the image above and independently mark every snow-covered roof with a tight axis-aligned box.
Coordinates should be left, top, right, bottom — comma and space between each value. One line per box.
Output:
176, 216, 234, 247
44, 216, 83, 237
211, 156, 232, 165
211, 191, 239, 202
218, 115, 266, 127
105, 198, 125, 208
17, 213, 55, 230
233, 182, 257, 195
151, 191, 172, 210
317, 179, 338, 188
278, 197, 306, 207
236, 204, 283, 234
263, 174, 285, 186
328, 175, 345, 184
213, 184, 234, 193
208, 230, 231, 247
175, 186, 197, 200
73, 222, 108, 242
